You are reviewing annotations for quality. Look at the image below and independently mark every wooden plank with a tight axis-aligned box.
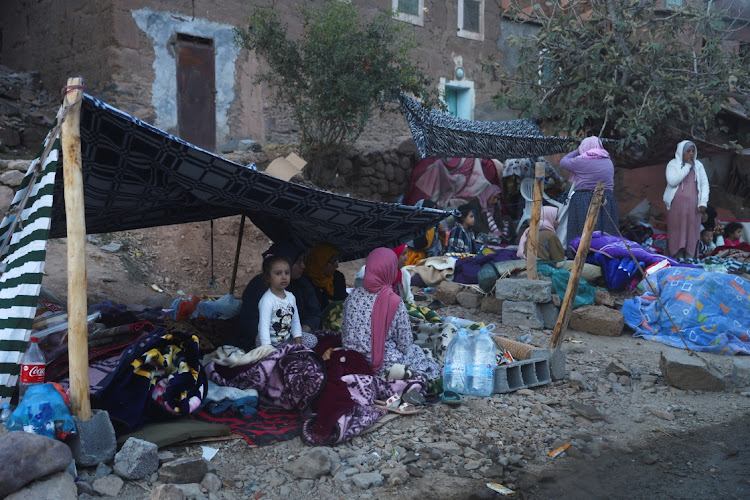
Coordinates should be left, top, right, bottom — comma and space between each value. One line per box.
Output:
525, 162, 546, 280
229, 214, 246, 296
62, 76, 91, 420
549, 183, 605, 349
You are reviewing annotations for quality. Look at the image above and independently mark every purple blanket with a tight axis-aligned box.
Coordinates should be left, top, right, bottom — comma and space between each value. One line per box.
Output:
205, 344, 325, 411
454, 249, 519, 284
569, 232, 694, 268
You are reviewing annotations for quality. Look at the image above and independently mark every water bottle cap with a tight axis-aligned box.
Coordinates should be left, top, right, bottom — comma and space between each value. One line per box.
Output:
29, 337, 39, 343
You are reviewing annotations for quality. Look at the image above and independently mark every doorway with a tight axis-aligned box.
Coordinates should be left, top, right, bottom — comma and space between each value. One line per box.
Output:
176, 34, 216, 151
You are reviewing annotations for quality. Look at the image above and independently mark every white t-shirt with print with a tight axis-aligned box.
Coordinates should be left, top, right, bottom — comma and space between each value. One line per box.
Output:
257, 289, 302, 347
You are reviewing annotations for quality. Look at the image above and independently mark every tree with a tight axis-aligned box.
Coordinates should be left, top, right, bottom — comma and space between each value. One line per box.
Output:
489, 0, 750, 157
234, 0, 439, 165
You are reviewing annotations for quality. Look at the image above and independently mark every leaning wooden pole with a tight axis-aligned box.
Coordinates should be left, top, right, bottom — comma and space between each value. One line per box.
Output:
549, 183, 605, 349
229, 214, 246, 296
525, 162, 546, 280
62, 76, 91, 420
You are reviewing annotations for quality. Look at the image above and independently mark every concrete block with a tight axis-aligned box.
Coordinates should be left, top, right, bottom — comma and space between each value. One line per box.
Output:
69, 409, 117, 467
502, 301, 544, 329
732, 357, 750, 388
493, 358, 552, 394
456, 289, 482, 309
531, 348, 566, 381
495, 278, 552, 303
434, 281, 461, 305
480, 296, 504, 315
659, 351, 725, 392
569, 305, 624, 336
114, 438, 159, 480
538, 301, 559, 329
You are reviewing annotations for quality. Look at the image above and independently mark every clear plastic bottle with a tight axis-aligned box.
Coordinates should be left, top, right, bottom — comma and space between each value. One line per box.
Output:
443, 329, 473, 394
0, 403, 12, 428
19, 336, 45, 400
465, 327, 497, 397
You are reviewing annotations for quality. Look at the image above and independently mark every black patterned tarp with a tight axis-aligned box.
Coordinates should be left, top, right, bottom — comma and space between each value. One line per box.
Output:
399, 94, 616, 159
48, 95, 449, 260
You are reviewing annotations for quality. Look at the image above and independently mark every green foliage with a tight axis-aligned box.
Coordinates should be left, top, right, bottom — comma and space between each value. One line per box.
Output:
491, 0, 750, 152
234, 0, 439, 157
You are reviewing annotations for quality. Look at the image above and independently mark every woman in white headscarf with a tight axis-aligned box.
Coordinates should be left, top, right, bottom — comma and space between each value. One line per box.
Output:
663, 140, 709, 259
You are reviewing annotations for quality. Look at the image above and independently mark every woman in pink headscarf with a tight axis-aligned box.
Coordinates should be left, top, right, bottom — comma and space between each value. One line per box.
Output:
560, 136, 620, 246
341, 248, 441, 379
516, 206, 565, 261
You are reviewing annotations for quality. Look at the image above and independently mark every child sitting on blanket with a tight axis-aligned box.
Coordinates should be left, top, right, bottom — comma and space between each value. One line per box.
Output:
257, 254, 317, 349
446, 204, 479, 254
699, 228, 716, 257
718, 222, 744, 248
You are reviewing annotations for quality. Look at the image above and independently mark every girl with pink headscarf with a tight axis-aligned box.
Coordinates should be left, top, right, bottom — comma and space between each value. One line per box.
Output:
560, 136, 620, 246
341, 248, 441, 379
516, 206, 565, 261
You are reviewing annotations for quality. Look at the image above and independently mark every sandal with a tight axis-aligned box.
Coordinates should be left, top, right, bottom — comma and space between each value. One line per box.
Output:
441, 390, 462, 406
374, 394, 421, 415
402, 390, 426, 407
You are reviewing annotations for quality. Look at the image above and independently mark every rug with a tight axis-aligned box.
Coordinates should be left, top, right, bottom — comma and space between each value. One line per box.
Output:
189, 408, 302, 446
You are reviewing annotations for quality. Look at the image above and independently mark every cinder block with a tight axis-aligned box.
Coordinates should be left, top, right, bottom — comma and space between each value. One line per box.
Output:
493, 358, 552, 393
538, 301, 559, 329
69, 409, 117, 467
502, 301, 544, 329
495, 278, 552, 303
530, 348, 566, 381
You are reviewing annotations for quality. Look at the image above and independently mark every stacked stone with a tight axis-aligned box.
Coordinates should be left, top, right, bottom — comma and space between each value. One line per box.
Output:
496, 278, 558, 330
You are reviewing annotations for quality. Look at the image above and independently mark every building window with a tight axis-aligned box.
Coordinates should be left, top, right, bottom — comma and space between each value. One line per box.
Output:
393, 0, 424, 26
458, 0, 484, 41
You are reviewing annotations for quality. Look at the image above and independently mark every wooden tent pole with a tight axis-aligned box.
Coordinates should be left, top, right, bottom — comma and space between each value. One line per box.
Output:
525, 162, 546, 280
549, 183, 605, 349
229, 214, 246, 296
62, 76, 91, 420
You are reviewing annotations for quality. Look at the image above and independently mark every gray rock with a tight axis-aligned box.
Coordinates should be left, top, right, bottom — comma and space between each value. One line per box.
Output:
86, 235, 100, 244
642, 454, 658, 465
594, 289, 615, 307
569, 306, 624, 336
175, 483, 206, 499
566, 446, 584, 459
92, 474, 124, 496
495, 278, 552, 303
480, 296, 504, 315
6, 471, 77, 500
406, 465, 423, 477
650, 409, 675, 421
100, 242, 122, 253
0, 185, 14, 212
429, 441, 464, 455
115, 437, 159, 480
568, 401, 605, 421
387, 469, 410, 486
732, 357, 750, 388
150, 484, 186, 500
76, 479, 95, 496
569, 371, 593, 392
606, 360, 631, 376
201, 472, 222, 493
435, 281, 461, 305
159, 450, 176, 464
0, 169, 25, 187
283, 447, 337, 479
659, 351, 725, 392
0, 431, 73, 498
457, 289, 483, 309
95, 462, 113, 479
160, 457, 209, 484
351, 472, 384, 489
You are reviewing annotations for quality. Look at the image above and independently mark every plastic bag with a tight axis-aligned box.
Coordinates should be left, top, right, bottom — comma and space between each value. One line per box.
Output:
7, 383, 76, 440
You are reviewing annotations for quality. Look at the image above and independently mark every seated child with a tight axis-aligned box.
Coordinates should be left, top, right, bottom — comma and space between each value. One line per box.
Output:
717, 222, 744, 248
446, 204, 479, 254
257, 254, 317, 349
698, 228, 716, 257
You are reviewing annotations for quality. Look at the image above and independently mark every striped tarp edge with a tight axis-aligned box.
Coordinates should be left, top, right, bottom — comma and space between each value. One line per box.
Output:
0, 124, 60, 405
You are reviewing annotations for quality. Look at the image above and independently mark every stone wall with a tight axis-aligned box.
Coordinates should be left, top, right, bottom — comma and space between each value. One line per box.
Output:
0, 160, 30, 213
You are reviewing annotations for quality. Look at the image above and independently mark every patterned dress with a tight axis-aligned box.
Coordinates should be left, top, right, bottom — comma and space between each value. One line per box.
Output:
341, 287, 441, 379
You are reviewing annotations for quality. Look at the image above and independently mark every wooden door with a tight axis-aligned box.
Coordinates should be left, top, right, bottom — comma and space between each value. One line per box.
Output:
176, 34, 216, 151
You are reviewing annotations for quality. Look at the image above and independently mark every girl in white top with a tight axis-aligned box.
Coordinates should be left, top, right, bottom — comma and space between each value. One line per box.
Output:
257, 255, 303, 348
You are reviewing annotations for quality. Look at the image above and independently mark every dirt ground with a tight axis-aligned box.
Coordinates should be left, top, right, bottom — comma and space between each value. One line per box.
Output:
38, 217, 750, 499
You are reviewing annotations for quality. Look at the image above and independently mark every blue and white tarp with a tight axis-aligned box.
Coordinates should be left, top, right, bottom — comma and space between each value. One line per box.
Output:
623, 267, 750, 355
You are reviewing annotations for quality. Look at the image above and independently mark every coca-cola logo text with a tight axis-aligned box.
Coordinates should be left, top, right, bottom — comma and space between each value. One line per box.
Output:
25, 365, 45, 377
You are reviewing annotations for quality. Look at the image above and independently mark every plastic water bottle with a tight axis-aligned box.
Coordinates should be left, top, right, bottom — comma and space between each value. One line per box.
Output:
19, 336, 45, 400
0, 403, 12, 428
443, 329, 473, 394
465, 327, 497, 397
444, 316, 475, 329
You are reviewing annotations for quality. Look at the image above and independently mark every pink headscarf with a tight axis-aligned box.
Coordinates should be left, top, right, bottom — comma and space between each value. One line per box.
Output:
362, 248, 402, 372
577, 136, 610, 159
476, 184, 502, 210
517, 206, 559, 258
